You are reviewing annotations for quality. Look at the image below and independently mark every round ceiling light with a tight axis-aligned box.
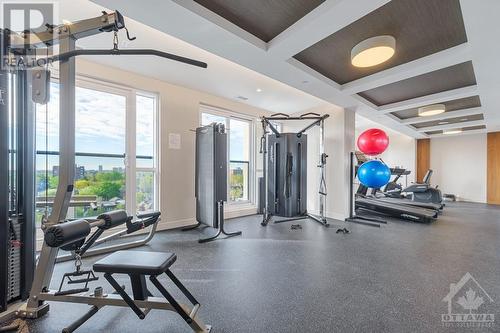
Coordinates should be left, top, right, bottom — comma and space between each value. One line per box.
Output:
418, 104, 446, 117
351, 35, 396, 68
443, 129, 463, 135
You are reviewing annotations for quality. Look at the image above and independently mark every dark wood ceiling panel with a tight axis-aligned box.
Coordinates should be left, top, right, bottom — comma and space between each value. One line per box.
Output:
293, 0, 467, 84
358, 61, 476, 106
194, 0, 325, 42
412, 114, 484, 129
392, 95, 481, 119
425, 125, 486, 136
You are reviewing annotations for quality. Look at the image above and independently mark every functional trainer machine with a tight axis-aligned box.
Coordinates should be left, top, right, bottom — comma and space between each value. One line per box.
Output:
183, 123, 242, 243
1, 10, 211, 332
260, 113, 331, 227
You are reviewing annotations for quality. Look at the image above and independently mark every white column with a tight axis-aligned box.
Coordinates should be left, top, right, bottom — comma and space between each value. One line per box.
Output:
306, 105, 355, 220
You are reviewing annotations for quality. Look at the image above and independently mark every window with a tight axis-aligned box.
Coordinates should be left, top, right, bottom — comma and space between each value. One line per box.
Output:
136, 94, 157, 212
200, 107, 253, 204
35, 78, 159, 234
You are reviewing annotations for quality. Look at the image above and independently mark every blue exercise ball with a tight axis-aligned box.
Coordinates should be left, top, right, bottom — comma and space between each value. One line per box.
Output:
358, 160, 391, 188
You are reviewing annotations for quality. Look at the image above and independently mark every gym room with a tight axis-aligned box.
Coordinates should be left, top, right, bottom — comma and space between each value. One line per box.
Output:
1, 0, 500, 332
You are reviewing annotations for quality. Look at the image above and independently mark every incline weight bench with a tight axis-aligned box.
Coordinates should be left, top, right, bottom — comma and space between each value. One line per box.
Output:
24, 210, 211, 333
93, 251, 202, 327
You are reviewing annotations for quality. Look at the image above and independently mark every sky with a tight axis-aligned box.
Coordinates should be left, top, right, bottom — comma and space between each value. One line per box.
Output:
201, 113, 249, 161
36, 82, 155, 170
35, 83, 249, 173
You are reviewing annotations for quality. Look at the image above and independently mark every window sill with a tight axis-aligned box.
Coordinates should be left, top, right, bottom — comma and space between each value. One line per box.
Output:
225, 201, 255, 210
224, 202, 258, 219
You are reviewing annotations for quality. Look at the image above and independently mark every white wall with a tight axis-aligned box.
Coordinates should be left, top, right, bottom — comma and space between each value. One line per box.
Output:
355, 115, 416, 185
430, 134, 487, 203
76, 59, 272, 229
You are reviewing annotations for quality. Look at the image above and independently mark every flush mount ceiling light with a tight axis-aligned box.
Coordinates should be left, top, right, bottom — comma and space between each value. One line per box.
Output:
351, 35, 396, 68
443, 129, 463, 135
256, 88, 262, 93
418, 104, 446, 117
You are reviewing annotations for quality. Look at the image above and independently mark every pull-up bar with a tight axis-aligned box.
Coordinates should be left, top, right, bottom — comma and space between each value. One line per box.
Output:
264, 115, 328, 121
261, 113, 329, 138
38, 48, 208, 69
297, 115, 330, 137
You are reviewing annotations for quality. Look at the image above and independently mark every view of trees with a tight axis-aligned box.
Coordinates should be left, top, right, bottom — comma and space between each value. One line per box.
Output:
36, 168, 154, 221
136, 171, 154, 212
37, 170, 126, 201
230, 171, 244, 201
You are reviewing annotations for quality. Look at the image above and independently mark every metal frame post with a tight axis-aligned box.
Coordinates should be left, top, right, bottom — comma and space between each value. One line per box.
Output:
305, 118, 330, 227
261, 119, 270, 226
18, 67, 36, 301
27, 35, 76, 313
318, 118, 327, 222
0, 31, 9, 313
345, 152, 385, 227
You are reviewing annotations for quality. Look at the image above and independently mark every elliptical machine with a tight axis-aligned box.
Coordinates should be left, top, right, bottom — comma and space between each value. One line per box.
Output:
402, 170, 444, 207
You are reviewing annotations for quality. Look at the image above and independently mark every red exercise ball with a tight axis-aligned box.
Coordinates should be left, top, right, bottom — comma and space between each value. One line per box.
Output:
357, 128, 389, 156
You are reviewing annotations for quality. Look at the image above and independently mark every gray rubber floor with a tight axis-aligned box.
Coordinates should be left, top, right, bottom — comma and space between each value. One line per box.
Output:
23, 202, 500, 332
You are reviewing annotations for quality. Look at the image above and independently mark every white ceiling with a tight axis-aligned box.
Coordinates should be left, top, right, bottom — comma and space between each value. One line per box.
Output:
52, 0, 327, 114
62, 0, 500, 138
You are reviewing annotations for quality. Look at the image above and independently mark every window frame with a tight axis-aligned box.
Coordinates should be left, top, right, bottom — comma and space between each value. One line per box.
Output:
134, 90, 160, 214
199, 104, 255, 206
36, 74, 160, 221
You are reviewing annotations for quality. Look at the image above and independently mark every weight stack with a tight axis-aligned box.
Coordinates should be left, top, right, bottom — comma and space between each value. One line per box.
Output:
267, 133, 307, 217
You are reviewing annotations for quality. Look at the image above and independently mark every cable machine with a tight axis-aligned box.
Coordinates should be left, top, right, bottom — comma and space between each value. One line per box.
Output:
260, 113, 331, 227
0, 30, 36, 316
0, 11, 211, 332
183, 123, 242, 243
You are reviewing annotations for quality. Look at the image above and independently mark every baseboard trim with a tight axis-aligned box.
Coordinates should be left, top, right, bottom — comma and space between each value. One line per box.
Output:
308, 209, 347, 222
148, 209, 258, 233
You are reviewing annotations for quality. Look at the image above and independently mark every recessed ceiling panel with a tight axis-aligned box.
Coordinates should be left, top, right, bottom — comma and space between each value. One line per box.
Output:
412, 114, 484, 129
392, 96, 481, 119
193, 0, 325, 42
293, 0, 467, 84
358, 61, 476, 106
425, 125, 486, 136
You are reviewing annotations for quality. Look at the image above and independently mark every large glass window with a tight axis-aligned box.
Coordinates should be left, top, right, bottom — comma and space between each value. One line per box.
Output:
201, 108, 253, 203
136, 94, 157, 212
35, 79, 159, 232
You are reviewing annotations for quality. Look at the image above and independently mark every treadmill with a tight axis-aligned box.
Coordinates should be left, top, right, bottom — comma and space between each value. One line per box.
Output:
376, 196, 442, 212
357, 153, 442, 212
355, 197, 438, 223
352, 152, 438, 223
373, 167, 443, 212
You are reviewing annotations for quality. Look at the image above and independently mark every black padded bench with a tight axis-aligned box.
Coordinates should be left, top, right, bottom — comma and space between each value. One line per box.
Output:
93, 250, 200, 324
